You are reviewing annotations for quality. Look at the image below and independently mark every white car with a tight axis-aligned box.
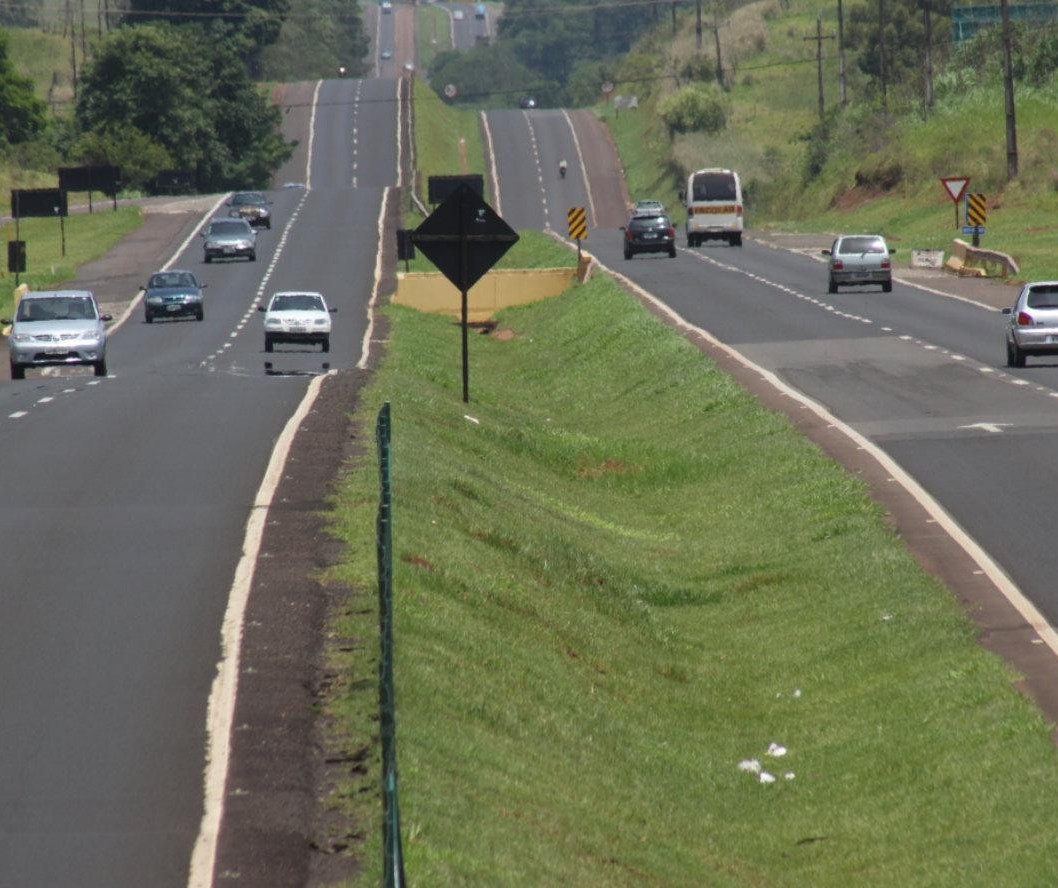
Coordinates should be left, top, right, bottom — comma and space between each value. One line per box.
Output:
453, 8, 464, 19
259, 291, 336, 353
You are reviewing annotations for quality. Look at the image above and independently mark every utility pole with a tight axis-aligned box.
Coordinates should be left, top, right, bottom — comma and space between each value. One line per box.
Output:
704, 13, 725, 88
837, 0, 847, 106
696, 0, 703, 50
804, 14, 835, 121
922, 0, 934, 110
1000, 0, 1018, 178
672, 0, 678, 37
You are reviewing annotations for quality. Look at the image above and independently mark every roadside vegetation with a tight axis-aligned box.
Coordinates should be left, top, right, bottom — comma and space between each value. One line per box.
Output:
321, 61, 1058, 885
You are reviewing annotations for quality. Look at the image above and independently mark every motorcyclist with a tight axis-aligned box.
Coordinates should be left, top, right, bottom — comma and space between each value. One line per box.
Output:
559, 159, 567, 179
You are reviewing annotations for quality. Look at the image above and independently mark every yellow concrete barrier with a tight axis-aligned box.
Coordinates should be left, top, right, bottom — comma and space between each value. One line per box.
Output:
2, 284, 29, 336
945, 238, 1017, 278
394, 267, 578, 322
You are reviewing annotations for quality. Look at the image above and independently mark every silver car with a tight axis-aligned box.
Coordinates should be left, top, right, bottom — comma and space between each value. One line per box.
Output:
201, 218, 256, 263
4, 290, 111, 379
1003, 281, 1058, 367
823, 234, 894, 293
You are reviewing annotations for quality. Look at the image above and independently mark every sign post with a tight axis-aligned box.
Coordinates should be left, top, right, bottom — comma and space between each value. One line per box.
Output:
940, 176, 970, 229
411, 184, 518, 403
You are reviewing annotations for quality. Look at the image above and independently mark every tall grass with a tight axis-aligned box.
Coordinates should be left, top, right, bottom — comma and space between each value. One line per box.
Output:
327, 273, 1058, 886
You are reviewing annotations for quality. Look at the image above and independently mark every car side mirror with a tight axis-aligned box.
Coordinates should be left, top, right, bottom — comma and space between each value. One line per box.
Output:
329, 307, 338, 313
677, 190, 685, 202
0, 318, 10, 325
888, 248, 897, 254
620, 226, 626, 231
1002, 307, 1012, 315
200, 283, 208, 289
100, 314, 113, 322
821, 249, 831, 256
257, 305, 267, 312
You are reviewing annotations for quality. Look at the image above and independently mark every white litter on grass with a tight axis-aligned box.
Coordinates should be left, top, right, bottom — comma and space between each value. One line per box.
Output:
881, 612, 894, 621
766, 742, 787, 758
759, 772, 776, 784
784, 772, 796, 780
464, 414, 480, 425
738, 759, 761, 774
793, 688, 802, 698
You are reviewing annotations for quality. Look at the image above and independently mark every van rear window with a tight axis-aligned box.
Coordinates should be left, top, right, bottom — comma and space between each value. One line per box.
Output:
691, 173, 737, 202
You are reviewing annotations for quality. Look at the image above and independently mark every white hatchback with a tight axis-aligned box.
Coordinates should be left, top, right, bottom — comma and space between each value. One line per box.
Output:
259, 291, 336, 353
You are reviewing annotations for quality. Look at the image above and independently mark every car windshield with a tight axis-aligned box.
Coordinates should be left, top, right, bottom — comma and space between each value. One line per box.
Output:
630, 215, 668, 230
838, 237, 886, 255
149, 272, 197, 289
691, 172, 737, 201
209, 221, 249, 236
1026, 285, 1058, 309
231, 193, 265, 206
272, 294, 325, 312
18, 296, 96, 322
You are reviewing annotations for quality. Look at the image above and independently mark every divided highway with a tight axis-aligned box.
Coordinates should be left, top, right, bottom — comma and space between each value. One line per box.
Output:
0, 76, 397, 887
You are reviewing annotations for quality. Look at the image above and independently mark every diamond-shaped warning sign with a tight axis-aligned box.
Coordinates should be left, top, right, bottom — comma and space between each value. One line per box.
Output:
412, 185, 518, 292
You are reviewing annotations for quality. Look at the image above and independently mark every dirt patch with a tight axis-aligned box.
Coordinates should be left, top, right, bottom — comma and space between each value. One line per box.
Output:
577, 458, 633, 478
491, 327, 517, 340
830, 184, 885, 212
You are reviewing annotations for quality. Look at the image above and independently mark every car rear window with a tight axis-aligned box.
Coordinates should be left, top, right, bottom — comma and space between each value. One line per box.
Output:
210, 221, 249, 235
691, 173, 737, 201
630, 215, 669, 230
837, 237, 886, 255
1026, 285, 1058, 308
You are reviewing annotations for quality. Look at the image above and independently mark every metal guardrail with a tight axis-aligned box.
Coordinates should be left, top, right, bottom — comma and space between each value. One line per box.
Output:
375, 402, 406, 887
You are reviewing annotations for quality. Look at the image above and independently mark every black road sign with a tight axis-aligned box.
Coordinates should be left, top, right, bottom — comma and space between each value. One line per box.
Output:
412, 184, 517, 292
59, 165, 120, 195
411, 184, 519, 403
7, 240, 26, 273
11, 188, 67, 218
428, 174, 484, 205
396, 228, 416, 261
153, 169, 195, 194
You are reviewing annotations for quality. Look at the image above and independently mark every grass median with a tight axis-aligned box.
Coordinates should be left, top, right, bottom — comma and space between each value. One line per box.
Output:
327, 259, 1058, 885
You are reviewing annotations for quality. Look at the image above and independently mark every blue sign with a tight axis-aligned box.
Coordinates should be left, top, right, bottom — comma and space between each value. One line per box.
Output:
962, 225, 986, 236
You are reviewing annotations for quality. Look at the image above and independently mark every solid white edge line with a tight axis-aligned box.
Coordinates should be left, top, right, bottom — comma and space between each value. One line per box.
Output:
359, 186, 390, 370
592, 251, 1058, 659
562, 109, 596, 228
108, 193, 231, 335
305, 80, 322, 191
481, 110, 501, 216
394, 80, 404, 189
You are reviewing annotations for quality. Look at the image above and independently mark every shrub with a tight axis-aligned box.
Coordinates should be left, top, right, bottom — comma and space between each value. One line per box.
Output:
658, 85, 726, 134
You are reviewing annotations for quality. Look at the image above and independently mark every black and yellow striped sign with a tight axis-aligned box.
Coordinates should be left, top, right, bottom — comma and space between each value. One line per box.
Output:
966, 193, 987, 227
567, 206, 587, 240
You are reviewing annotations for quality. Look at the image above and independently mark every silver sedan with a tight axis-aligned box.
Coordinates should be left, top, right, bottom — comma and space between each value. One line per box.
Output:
823, 234, 894, 293
4, 290, 111, 379
1003, 281, 1058, 367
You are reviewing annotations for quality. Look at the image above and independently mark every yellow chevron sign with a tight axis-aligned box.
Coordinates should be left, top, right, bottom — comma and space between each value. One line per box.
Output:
567, 207, 587, 241
966, 193, 987, 227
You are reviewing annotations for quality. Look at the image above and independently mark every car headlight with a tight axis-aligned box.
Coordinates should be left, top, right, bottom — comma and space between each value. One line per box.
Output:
205, 241, 218, 250
12, 333, 32, 342
147, 295, 163, 304
314, 319, 328, 326
265, 318, 282, 327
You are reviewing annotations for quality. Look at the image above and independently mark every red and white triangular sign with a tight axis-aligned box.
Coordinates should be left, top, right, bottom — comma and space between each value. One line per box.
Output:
940, 176, 970, 203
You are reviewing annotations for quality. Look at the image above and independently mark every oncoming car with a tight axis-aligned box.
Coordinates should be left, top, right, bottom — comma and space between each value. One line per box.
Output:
227, 191, 272, 229
258, 291, 336, 353
143, 269, 205, 323
822, 234, 894, 293
4, 290, 111, 379
1003, 281, 1058, 367
201, 218, 256, 263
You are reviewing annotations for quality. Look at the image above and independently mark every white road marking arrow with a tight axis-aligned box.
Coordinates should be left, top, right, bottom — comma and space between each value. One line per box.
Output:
957, 422, 1011, 434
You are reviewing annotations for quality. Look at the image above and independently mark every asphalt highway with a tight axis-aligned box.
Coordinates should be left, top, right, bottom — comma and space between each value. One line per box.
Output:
0, 76, 396, 887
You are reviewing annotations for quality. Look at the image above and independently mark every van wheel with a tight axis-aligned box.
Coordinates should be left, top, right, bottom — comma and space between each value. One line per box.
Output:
828, 277, 838, 294
668, 246, 677, 258
10, 361, 24, 380
730, 233, 742, 247
94, 359, 108, 377
1008, 340, 1026, 368
882, 279, 893, 293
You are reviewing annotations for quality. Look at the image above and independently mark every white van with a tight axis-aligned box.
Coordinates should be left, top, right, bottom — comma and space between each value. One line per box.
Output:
684, 168, 743, 247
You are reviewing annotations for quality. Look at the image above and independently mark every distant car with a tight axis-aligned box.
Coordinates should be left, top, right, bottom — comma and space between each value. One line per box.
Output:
474, 2, 486, 18
453, 8, 465, 19
822, 234, 894, 293
622, 212, 677, 260
258, 291, 336, 353
143, 269, 205, 323
4, 290, 111, 379
381, 0, 392, 10
227, 191, 272, 229
631, 199, 666, 216
403, 61, 415, 72
519, 96, 536, 109
381, 48, 393, 59
201, 218, 256, 263
1003, 281, 1058, 367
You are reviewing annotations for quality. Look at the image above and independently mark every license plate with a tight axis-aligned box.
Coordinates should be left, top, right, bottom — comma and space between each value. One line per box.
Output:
643, 233, 657, 239
167, 304, 181, 312
223, 247, 235, 254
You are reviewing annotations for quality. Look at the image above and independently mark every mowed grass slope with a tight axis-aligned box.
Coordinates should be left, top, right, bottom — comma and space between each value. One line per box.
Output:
329, 259, 1058, 884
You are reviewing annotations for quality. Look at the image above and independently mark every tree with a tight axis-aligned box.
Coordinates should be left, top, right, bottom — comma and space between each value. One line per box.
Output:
429, 44, 542, 106
70, 123, 173, 191
0, 29, 46, 143
258, 0, 370, 80
75, 23, 292, 191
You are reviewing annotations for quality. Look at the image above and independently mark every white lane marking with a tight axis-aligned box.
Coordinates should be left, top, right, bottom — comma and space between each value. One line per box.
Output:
562, 109, 596, 228
522, 113, 550, 230
9, 411, 26, 419
958, 422, 1011, 433
305, 80, 322, 191
593, 250, 1058, 666
481, 113, 500, 214
359, 186, 390, 369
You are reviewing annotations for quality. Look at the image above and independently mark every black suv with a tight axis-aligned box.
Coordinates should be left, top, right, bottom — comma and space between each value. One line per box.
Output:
623, 213, 677, 260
